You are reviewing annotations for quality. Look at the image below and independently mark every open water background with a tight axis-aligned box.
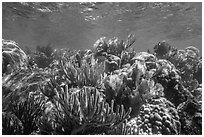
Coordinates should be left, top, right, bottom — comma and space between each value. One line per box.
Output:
2, 2, 202, 54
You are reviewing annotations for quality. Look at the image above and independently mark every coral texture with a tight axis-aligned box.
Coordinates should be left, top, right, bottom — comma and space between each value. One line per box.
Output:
2, 38, 202, 135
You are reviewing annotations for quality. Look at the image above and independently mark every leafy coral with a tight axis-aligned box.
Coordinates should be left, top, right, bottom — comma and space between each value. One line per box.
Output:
153, 41, 202, 86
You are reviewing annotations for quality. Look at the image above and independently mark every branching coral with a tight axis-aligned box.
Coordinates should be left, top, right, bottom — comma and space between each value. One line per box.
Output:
2, 112, 24, 135
10, 95, 45, 134
38, 86, 131, 135
52, 57, 104, 88
107, 120, 130, 135
2, 94, 45, 135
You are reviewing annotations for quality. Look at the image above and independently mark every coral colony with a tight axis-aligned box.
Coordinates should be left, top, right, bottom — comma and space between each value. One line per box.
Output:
2, 36, 202, 135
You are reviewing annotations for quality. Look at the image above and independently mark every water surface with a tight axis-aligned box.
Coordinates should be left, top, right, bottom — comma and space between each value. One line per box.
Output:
2, 2, 202, 54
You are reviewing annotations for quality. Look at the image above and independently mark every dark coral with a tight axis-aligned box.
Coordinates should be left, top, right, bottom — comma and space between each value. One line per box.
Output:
177, 98, 202, 135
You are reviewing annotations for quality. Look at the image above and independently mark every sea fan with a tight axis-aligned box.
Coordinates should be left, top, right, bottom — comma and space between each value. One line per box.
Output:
93, 35, 136, 60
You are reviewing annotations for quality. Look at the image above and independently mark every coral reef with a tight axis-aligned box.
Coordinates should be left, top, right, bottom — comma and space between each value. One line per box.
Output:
2, 38, 202, 135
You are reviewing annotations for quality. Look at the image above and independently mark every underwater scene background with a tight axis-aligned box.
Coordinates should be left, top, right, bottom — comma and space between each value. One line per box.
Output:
2, 2, 202, 135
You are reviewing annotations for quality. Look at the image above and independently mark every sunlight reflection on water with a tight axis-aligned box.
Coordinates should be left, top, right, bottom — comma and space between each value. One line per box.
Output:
2, 2, 202, 54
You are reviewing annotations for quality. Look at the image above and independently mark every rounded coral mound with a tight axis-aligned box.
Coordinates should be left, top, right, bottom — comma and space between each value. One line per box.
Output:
126, 97, 181, 135
2, 39, 28, 74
